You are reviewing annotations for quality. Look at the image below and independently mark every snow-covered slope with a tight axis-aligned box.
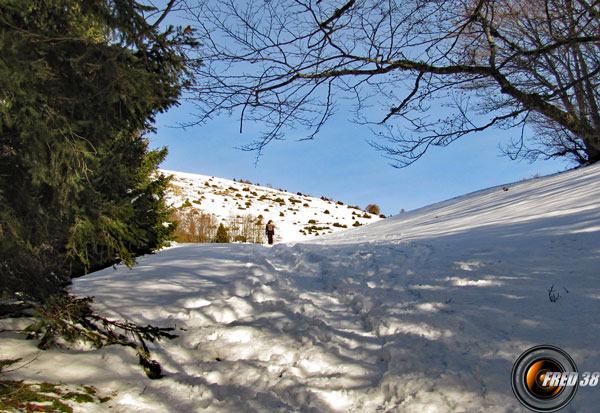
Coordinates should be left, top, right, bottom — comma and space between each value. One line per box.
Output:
1, 164, 599, 412
162, 169, 382, 243
321, 162, 599, 245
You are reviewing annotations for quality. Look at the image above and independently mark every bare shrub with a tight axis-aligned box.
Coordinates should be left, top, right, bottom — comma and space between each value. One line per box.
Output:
365, 204, 381, 215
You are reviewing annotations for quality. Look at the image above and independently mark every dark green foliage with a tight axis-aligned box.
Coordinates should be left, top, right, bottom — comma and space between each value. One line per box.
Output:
213, 223, 230, 243
1, 357, 108, 410
0, 358, 21, 373
0, 380, 75, 412
0, 0, 193, 300
0, 379, 107, 412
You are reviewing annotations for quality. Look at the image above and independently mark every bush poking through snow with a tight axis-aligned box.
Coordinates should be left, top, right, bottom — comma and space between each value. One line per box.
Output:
22, 295, 176, 379
365, 204, 381, 215
548, 284, 567, 303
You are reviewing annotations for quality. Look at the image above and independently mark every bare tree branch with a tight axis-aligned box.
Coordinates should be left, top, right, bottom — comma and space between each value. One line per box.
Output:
182, 0, 600, 166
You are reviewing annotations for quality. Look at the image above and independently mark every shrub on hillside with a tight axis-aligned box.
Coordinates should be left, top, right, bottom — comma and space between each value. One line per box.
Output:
168, 184, 185, 197
365, 204, 381, 215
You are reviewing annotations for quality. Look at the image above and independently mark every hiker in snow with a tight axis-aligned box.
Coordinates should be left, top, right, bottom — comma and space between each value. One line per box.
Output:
265, 220, 275, 245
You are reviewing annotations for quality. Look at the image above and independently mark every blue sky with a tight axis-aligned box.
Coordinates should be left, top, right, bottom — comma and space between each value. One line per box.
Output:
146, 1, 572, 216
149, 100, 571, 216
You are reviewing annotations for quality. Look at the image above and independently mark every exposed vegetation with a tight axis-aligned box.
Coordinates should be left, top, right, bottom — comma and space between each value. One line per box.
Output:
23, 295, 176, 379
366, 204, 381, 215
171, 210, 218, 243
213, 223, 230, 243
0, 0, 194, 301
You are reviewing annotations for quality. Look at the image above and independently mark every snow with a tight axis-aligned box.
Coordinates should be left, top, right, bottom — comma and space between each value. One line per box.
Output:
161, 169, 382, 243
2, 163, 600, 412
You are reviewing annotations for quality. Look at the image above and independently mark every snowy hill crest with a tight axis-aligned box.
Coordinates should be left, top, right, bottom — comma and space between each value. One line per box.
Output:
161, 169, 383, 243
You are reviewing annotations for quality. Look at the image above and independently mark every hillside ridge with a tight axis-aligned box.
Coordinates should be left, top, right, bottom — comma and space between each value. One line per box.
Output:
161, 169, 383, 243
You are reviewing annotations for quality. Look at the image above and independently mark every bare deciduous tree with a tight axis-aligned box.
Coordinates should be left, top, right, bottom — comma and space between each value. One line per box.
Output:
227, 213, 265, 243
172, 209, 218, 242
182, 0, 600, 166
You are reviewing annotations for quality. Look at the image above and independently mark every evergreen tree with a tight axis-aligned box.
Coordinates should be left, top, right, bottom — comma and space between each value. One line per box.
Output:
0, 0, 195, 300
213, 224, 230, 243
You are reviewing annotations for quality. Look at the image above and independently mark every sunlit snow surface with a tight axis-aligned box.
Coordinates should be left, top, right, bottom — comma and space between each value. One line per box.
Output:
161, 169, 382, 243
2, 164, 600, 412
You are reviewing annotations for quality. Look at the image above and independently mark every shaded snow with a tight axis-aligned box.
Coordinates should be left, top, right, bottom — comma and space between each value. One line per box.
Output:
1, 164, 599, 412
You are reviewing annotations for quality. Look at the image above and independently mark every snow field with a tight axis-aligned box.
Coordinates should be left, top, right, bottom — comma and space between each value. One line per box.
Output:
0, 163, 599, 412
